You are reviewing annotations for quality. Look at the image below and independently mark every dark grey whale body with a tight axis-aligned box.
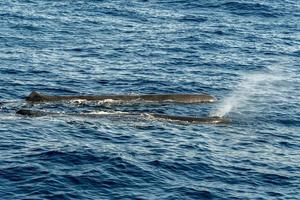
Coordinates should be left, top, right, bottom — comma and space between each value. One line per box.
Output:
16, 109, 229, 124
20, 91, 226, 124
147, 113, 230, 124
26, 91, 217, 104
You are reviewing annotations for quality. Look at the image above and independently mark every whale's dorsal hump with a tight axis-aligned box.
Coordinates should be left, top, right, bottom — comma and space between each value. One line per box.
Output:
26, 91, 44, 101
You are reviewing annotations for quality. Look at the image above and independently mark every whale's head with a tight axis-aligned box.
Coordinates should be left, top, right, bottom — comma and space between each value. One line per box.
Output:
26, 91, 44, 102
16, 109, 46, 117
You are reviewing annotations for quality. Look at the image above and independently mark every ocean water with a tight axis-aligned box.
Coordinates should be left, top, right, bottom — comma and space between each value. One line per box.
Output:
0, 0, 299, 199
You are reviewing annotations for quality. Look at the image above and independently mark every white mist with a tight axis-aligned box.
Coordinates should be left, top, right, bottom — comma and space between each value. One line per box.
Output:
210, 73, 281, 117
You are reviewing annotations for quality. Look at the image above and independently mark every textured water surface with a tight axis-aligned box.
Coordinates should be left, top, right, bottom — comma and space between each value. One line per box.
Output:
0, 0, 299, 199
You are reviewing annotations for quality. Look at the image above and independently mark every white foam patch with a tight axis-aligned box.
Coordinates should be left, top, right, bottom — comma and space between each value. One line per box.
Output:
102, 99, 122, 103
68, 99, 126, 104
0, 115, 18, 120
86, 111, 130, 115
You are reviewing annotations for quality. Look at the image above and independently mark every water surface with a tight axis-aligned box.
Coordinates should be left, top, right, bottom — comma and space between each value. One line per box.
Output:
0, 1, 299, 199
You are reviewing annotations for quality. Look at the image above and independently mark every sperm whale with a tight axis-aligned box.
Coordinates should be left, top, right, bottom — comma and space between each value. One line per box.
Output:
146, 113, 230, 124
16, 109, 229, 124
25, 91, 217, 104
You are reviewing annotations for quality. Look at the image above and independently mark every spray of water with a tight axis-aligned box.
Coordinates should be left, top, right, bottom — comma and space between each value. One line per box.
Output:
210, 72, 281, 117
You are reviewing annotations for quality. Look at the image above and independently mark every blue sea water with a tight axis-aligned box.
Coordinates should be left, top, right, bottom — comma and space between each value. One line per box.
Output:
0, 0, 300, 199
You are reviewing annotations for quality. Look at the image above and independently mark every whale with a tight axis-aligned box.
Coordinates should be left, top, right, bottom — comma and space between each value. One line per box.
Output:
25, 91, 217, 104
146, 113, 230, 124
16, 109, 132, 118
16, 109, 229, 124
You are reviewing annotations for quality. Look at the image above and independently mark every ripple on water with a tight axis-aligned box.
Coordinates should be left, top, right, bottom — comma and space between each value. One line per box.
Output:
0, 0, 300, 199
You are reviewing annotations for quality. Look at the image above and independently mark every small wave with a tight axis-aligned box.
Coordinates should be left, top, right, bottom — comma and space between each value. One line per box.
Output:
11, 24, 42, 31
0, 115, 18, 120
178, 15, 207, 23
222, 2, 281, 18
